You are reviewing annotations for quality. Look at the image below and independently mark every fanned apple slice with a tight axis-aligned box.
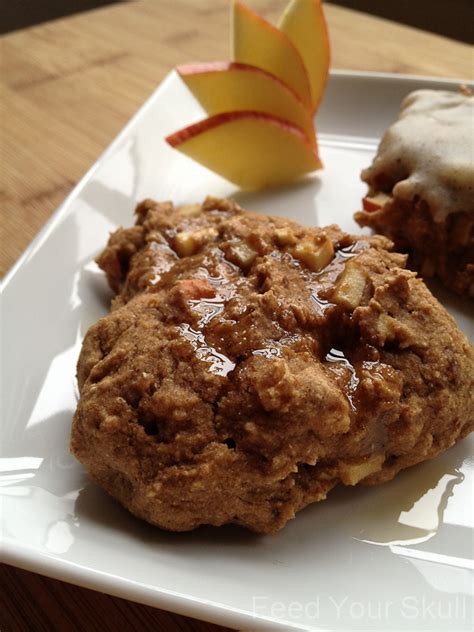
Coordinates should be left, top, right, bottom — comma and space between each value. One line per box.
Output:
166, 111, 322, 190
177, 62, 315, 141
232, 0, 312, 111
279, 0, 330, 112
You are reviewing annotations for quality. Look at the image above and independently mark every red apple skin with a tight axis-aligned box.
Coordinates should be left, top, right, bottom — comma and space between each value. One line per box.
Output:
278, 0, 331, 113
165, 110, 322, 189
310, 0, 330, 112
166, 110, 314, 149
362, 197, 383, 212
176, 61, 306, 109
233, 0, 312, 110
362, 193, 391, 212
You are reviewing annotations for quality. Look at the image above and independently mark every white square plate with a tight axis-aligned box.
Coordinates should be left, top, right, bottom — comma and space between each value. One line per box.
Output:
1, 71, 473, 632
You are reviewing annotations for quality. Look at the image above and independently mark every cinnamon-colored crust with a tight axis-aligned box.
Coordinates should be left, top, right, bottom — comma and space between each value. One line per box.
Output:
71, 197, 474, 533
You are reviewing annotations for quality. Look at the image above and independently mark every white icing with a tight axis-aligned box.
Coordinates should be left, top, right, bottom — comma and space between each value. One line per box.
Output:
363, 89, 474, 222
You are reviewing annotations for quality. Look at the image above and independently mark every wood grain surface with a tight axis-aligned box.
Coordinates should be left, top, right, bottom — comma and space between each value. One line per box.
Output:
1, 1, 472, 631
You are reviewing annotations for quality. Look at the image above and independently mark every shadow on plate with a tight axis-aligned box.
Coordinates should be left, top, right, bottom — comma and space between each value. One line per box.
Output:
72, 435, 471, 552
74, 482, 262, 547
232, 175, 322, 226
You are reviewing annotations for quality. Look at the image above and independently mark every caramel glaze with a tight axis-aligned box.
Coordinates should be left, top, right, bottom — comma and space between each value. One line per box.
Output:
96, 198, 436, 465
72, 197, 474, 533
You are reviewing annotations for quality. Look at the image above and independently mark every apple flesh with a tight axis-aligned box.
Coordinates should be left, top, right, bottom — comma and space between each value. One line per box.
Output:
166, 111, 322, 190
232, 0, 312, 111
362, 192, 391, 212
177, 62, 315, 142
278, 0, 330, 113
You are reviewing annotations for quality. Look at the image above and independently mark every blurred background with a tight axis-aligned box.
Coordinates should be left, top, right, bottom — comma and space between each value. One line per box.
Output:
1, 0, 473, 42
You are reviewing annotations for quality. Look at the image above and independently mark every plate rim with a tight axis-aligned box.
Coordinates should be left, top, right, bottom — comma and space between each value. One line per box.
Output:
1, 541, 297, 631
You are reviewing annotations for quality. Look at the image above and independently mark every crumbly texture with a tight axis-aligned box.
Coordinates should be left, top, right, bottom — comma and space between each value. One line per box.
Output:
71, 197, 474, 534
356, 89, 474, 298
355, 193, 474, 298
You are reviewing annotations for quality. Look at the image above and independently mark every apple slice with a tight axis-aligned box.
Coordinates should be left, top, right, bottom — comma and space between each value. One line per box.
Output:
177, 62, 315, 142
278, 0, 330, 112
232, 0, 312, 111
166, 111, 322, 190
362, 192, 391, 212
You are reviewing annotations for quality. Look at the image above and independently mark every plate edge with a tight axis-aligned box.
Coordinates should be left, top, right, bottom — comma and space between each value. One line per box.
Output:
1, 542, 308, 632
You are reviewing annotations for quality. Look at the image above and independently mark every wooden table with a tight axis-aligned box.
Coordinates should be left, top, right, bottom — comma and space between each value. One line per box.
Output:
1, 1, 472, 630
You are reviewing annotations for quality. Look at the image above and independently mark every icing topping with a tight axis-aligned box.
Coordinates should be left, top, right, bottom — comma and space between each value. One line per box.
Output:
362, 89, 474, 222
